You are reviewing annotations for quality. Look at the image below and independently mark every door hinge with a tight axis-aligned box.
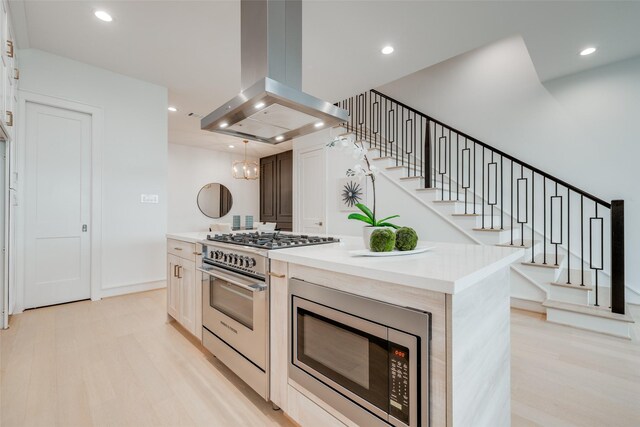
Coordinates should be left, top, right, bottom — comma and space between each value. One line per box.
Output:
82, 224, 88, 232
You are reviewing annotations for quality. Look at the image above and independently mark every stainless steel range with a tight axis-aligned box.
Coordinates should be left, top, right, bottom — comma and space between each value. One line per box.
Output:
198, 232, 339, 401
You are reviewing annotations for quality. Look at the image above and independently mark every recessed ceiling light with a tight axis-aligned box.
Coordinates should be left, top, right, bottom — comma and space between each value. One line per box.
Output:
228, 145, 235, 148
580, 47, 596, 56
255, 102, 265, 109
381, 46, 394, 55
275, 135, 284, 141
314, 122, 324, 128
219, 122, 228, 129
168, 106, 177, 112
94, 10, 113, 22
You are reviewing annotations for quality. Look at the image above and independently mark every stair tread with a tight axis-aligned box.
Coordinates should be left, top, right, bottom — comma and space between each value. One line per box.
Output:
415, 187, 438, 192
385, 166, 405, 171
472, 227, 510, 232
542, 300, 634, 323
372, 156, 393, 161
399, 176, 422, 181
550, 281, 594, 291
521, 254, 565, 269
496, 239, 539, 249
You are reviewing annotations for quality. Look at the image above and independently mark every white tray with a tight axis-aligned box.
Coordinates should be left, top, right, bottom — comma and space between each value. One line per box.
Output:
348, 246, 434, 257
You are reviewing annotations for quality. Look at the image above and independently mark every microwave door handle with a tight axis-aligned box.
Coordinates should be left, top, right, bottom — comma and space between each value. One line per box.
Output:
197, 267, 266, 293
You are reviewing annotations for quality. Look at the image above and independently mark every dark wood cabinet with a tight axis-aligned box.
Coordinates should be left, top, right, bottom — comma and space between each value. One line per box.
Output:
260, 150, 293, 231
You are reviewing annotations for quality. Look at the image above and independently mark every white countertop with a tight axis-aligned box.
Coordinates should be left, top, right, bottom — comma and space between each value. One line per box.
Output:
166, 232, 210, 243
268, 236, 524, 295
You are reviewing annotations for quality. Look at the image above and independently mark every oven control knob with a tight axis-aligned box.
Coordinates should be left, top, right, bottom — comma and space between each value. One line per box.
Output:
216, 251, 224, 260
233, 255, 240, 265
223, 254, 229, 263
248, 258, 256, 268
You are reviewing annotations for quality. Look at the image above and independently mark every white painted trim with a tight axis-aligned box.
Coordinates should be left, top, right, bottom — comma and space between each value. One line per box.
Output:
510, 297, 545, 314
293, 142, 328, 234
379, 170, 481, 245
99, 280, 165, 299
16, 90, 104, 310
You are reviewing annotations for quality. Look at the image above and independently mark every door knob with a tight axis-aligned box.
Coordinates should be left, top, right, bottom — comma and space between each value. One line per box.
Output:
314, 221, 323, 226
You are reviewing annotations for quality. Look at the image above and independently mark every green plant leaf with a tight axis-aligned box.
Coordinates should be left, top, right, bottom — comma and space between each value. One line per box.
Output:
355, 203, 374, 221
347, 213, 373, 225
375, 215, 400, 225
377, 222, 400, 229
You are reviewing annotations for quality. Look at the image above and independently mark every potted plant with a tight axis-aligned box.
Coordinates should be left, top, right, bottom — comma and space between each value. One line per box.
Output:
328, 135, 400, 248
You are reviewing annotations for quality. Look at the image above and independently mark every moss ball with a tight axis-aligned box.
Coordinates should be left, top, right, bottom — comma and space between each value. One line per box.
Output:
395, 227, 418, 251
370, 228, 396, 252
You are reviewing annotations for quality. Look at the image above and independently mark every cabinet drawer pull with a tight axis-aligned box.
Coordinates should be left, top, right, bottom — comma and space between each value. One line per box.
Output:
193, 252, 202, 256
174, 247, 183, 251
268, 272, 286, 279
6, 40, 13, 58
6, 111, 13, 127
13, 68, 19, 80
177, 265, 183, 279
173, 264, 179, 278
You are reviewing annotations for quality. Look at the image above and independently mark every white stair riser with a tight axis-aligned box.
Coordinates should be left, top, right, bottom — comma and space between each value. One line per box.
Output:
452, 215, 503, 228
472, 228, 521, 245
517, 263, 563, 285
545, 307, 631, 339
549, 286, 590, 305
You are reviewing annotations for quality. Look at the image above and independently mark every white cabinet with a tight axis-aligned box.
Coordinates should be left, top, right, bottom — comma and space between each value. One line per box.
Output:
167, 253, 181, 319
0, 0, 16, 142
166, 238, 202, 340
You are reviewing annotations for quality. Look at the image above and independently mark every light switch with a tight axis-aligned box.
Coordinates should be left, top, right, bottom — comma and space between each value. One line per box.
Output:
140, 194, 159, 204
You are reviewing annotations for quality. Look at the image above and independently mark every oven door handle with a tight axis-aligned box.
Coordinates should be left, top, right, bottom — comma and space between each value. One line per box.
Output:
197, 267, 267, 293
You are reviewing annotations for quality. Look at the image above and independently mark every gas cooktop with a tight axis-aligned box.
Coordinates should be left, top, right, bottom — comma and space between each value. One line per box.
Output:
206, 232, 339, 250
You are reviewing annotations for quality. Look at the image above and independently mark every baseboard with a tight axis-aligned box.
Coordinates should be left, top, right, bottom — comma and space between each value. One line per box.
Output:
510, 297, 545, 314
98, 280, 166, 299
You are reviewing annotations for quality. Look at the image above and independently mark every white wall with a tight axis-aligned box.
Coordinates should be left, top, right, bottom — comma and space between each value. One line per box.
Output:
17, 48, 168, 303
293, 128, 476, 244
167, 143, 260, 232
377, 36, 640, 295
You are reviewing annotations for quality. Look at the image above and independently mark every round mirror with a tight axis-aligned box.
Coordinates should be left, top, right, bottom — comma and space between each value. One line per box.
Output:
197, 183, 233, 218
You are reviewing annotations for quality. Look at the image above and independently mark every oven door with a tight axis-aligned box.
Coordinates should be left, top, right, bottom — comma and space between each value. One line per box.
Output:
292, 296, 418, 425
199, 265, 267, 370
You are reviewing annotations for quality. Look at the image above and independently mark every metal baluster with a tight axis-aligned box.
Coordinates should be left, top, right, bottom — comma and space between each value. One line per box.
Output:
531, 170, 535, 262
581, 195, 584, 286
543, 178, 547, 264
500, 156, 504, 229
594, 202, 599, 306
473, 143, 477, 214
511, 160, 514, 245
456, 134, 460, 201
449, 128, 452, 200
521, 165, 525, 248
567, 188, 571, 284
551, 182, 562, 265
482, 147, 485, 229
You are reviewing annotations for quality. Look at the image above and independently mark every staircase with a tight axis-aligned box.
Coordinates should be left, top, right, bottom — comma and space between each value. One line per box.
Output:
335, 90, 634, 338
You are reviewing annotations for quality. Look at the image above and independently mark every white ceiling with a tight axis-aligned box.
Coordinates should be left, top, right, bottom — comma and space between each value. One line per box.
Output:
12, 1, 640, 157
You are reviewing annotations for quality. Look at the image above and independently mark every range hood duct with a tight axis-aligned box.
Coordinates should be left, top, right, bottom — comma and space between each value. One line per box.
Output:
201, 0, 348, 144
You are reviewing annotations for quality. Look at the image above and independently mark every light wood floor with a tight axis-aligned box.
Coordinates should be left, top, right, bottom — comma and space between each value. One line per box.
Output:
1, 290, 639, 427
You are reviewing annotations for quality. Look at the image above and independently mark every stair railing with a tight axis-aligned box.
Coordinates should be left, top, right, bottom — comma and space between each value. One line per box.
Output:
336, 89, 626, 315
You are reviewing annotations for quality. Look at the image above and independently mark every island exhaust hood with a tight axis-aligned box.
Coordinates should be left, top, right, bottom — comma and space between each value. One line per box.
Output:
201, 0, 348, 144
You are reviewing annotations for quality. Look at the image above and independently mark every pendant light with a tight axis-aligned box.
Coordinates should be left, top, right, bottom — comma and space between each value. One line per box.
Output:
232, 140, 260, 180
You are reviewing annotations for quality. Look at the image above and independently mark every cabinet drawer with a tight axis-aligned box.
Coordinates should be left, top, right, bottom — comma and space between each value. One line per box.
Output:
167, 239, 197, 261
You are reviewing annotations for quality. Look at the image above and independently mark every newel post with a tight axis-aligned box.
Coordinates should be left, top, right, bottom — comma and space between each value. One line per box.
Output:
611, 200, 625, 314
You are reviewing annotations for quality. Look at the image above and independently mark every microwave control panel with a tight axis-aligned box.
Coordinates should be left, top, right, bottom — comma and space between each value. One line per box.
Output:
389, 344, 410, 424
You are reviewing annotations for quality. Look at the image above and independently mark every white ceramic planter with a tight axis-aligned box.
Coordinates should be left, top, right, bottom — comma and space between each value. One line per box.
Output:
362, 226, 392, 249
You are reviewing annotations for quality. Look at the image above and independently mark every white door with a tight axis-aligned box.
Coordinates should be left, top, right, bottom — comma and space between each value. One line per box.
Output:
24, 102, 91, 308
298, 147, 327, 234
0, 141, 6, 328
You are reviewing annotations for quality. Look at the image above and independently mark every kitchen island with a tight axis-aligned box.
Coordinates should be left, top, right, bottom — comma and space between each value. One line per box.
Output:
268, 237, 523, 427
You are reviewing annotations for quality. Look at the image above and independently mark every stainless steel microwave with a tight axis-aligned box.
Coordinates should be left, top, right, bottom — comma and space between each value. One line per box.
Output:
288, 278, 431, 426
